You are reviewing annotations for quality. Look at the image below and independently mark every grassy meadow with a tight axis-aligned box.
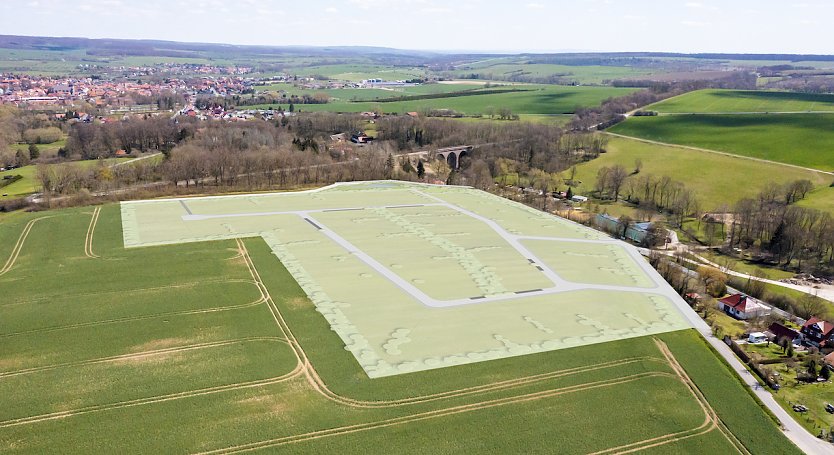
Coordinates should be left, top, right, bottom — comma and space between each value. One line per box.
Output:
609, 113, 834, 171
0, 202, 799, 453
649, 89, 834, 113
569, 136, 831, 212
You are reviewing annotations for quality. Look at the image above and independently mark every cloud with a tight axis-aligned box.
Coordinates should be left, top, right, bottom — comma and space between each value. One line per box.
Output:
526, 2, 545, 8
685, 1, 703, 7
325, 6, 338, 13
681, 20, 709, 27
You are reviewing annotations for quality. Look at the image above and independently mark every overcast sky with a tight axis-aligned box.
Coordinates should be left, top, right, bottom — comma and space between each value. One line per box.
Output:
2, 0, 831, 54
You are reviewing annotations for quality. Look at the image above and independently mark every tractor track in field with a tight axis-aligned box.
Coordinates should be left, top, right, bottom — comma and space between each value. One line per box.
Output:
0, 216, 52, 277
239, 238, 673, 408
589, 339, 749, 455
0, 295, 268, 338
231, 240, 742, 454
0, 337, 288, 379
195, 371, 678, 455
84, 207, 101, 258
0, 363, 305, 429
1, 279, 257, 307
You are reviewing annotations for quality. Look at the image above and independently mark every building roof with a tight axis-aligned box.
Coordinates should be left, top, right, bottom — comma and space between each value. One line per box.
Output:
718, 293, 769, 314
802, 317, 834, 338
768, 322, 800, 341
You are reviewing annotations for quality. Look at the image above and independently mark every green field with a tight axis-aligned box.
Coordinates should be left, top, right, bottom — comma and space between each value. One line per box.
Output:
570, 136, 831, 212
253, 85, 637, 115
290, 64, 427, 82
609, 114, 834, 171
450, 57, 661, 84
0, 187, 800, 453
649, 89, 834, 113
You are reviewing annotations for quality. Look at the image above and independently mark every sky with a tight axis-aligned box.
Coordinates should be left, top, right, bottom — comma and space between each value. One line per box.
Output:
1, 0, 831, 54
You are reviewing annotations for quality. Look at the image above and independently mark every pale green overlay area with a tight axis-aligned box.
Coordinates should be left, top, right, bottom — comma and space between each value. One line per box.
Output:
121, 181, 694, 378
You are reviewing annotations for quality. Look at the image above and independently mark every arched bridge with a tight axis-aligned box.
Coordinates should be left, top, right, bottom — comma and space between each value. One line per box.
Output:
435, 145, 473, 170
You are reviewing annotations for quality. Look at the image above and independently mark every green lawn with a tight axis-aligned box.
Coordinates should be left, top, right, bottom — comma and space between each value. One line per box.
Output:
0, 201, 800, 453
649, 89, 834, 113
609, 114, 834, 171
255, 85, 638, 115
570, 136, 831, 212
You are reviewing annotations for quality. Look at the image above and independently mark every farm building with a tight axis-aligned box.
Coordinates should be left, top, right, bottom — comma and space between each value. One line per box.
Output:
717, 293, 770, 320
594, 214, 652, 244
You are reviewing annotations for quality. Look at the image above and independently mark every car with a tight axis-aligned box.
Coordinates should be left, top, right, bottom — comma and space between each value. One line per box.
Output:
825, 403, 834, 414
793, 404, 809, 413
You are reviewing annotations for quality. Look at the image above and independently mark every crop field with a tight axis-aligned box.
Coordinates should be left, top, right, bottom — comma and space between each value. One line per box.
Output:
253, 82, 495, 102
0, 182, 801, 453
252, 85, 638, 115
570, 136, 832, 212
648, 89, 834, 113
608, 113, 834, 171
290, 64, 428, 82
449, 62, 659, 85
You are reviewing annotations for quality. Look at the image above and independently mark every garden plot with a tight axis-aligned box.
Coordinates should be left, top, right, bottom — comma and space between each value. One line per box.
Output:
121, 181, 696, 378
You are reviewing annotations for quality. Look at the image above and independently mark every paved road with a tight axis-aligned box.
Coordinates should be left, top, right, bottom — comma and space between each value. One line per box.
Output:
702, 331, 833, 454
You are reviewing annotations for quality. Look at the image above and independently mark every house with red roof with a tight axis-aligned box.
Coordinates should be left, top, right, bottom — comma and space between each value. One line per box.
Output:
768, 322, 801, 345
801, 317, 834, 348
717, 293, 770, 320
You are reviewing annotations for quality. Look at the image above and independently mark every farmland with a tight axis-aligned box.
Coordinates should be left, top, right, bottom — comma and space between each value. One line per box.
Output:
568, 136, 832, 212
608, 113, 834, 171
648, 89, 834, 113
0, 184, 799, 453
448, 62, 660, 85
251, 85, 638, 115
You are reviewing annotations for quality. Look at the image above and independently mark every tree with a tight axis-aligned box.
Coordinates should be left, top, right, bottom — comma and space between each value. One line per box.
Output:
289, 103, 295, 113
822, 365, 832, 381
416, 160, 425, 179
608, 165, 628, 201
633, 158, 643, 175
796, 294, 827, 319
401, 158, 414, 174
787, 343, 794, 358
807, 358, 818, 377
384, 153, 395, 179
698, 266, 728, 297
566, 187, 573, 200
28, 143, 39, 160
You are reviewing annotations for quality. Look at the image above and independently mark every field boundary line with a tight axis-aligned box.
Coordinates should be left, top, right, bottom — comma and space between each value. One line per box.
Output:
0, 216, 52, 276
84, 207, 101, 258
0, 337, 288, 379
0, 360, 304, 429
195, 372, 678, 454
603, 131, 834, 176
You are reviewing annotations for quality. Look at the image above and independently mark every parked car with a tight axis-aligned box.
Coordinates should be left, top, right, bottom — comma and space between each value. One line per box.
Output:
793, 404, 809, 413
825, 403, 834, 414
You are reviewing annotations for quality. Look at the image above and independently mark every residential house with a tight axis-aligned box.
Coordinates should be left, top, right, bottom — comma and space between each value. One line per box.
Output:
801, 317, 834, 348
717, 293, 770, 320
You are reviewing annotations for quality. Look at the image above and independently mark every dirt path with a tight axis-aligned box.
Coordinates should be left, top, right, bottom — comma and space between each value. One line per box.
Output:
0, 216, 51, 276
603, 131, 834, 177
84, 207, 101, 258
